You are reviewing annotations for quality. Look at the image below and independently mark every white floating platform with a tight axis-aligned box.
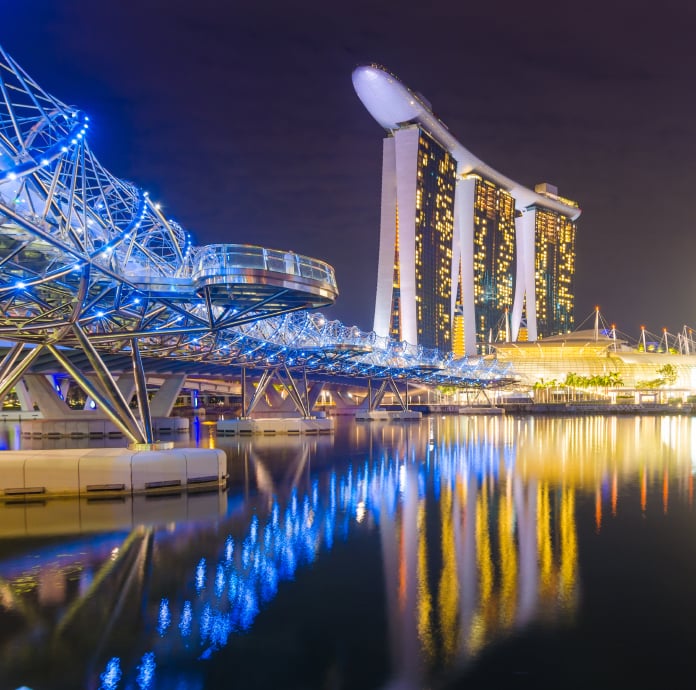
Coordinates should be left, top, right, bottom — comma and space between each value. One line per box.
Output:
459, 407, 504, 415
217, 417, 334, 436
355, 410, 422, 421
0, 447, 227, 498
19, 416, 189, 440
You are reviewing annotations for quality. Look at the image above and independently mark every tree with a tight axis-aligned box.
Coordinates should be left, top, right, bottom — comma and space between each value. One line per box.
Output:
607, 371, 624, 388
656, 363, 678, 386
533, 378, 559, 403
637, 365, 677, 391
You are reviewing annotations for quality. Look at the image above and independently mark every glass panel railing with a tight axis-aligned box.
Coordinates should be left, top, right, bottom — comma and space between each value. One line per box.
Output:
191, 244, 336, 289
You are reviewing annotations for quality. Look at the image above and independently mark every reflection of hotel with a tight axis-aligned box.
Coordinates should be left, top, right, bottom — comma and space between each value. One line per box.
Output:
377, 428, 579, 686
353, 65, 581, 355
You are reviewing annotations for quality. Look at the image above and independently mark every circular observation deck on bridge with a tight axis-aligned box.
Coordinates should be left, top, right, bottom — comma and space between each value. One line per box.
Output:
191, 244, 338, 311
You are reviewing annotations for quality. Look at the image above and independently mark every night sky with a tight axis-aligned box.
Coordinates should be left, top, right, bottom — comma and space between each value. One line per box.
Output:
4, 1, 696, 337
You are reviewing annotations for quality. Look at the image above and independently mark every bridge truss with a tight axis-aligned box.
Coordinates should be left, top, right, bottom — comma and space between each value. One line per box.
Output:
0, 45, 515, 443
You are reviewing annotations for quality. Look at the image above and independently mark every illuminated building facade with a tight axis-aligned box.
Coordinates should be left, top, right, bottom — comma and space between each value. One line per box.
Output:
353, 65, 581, 354
511, 182, 578, 340
471, 176, 516, 348
376, 125, 456, 349
534, 207, 576, 335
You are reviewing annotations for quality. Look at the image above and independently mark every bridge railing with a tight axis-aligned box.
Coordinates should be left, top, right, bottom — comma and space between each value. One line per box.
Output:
191, 244, 337, 288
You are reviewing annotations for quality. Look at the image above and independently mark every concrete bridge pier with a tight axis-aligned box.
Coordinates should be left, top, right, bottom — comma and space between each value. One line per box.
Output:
219, 366, 333, 436
355, 376, 422, 421
149, 374, 187, 418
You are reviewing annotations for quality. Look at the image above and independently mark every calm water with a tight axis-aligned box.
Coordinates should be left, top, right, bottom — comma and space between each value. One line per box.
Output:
2, 415, 696, 689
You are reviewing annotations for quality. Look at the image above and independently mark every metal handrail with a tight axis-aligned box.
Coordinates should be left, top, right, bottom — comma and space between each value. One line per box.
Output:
192, 244, 337, 288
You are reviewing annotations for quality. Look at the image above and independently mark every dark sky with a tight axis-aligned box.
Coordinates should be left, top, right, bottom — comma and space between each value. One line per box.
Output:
4, 1, 696, 336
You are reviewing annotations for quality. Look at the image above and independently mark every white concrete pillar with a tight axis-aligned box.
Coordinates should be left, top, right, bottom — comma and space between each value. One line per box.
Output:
149, 374, 186, 417
512, 209, 538, 342
454, 174, 477, 356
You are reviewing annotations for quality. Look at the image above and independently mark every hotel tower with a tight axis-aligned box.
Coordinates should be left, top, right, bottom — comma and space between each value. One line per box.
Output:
353, 65, 581, 356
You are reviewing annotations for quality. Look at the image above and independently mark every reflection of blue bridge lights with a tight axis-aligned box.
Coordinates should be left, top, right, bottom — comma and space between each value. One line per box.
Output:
157, 599, 171, 637
179, 601, 193, 638
99, 657, 122, 690
106, 437, 516, 684
215, 564, 225, 598
195, 558, 206, 593
136, 652, 156, 690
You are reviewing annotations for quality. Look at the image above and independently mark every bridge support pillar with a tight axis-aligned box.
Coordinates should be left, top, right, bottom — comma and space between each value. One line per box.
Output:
18, 374, 74, 417
242, 366, 318, 419
149, 374, 186, 418
307, 382, 325, 414
367, 377, 408, 412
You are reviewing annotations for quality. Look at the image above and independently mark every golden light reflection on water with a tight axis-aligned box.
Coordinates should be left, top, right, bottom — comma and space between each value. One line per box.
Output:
416, 502, 434, 662
373, 414, 696, 685
438, 486, 458, 662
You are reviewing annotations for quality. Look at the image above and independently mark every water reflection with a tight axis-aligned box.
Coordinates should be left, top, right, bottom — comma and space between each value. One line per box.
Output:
0, 415, 695, 688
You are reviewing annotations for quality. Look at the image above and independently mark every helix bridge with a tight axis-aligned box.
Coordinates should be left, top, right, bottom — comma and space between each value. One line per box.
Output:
0, 44, 515, 444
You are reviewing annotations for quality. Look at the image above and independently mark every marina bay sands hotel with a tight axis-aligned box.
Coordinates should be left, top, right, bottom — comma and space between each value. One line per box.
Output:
353, 65, 581, 356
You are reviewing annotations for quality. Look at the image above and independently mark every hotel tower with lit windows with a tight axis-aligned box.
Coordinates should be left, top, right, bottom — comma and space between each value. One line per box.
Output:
353, 65, 581, 356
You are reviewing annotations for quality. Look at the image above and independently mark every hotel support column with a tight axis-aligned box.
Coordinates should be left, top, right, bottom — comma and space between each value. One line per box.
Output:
511, 209, 537, 342
453, 173, 477, 356
373, 127, 419, 346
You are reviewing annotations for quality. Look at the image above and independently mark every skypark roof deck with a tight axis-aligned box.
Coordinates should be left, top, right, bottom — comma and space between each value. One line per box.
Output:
352, 64, 581, 219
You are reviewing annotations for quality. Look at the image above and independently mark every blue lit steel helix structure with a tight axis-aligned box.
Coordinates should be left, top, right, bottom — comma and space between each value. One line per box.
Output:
0, 45, 515, 443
